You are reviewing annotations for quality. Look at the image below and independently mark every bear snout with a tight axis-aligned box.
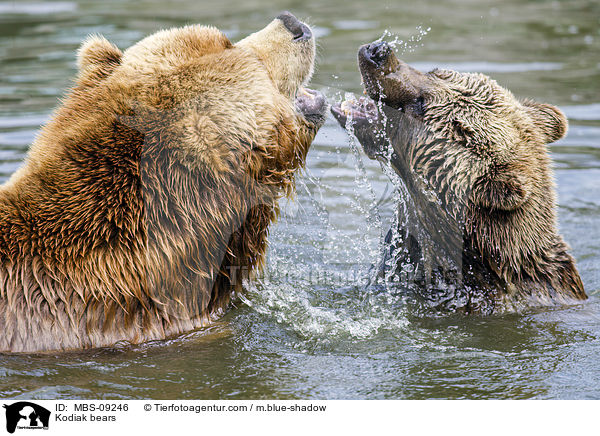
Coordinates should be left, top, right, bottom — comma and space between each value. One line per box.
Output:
360, 41, 392, 68
358, 46, 429, 113
277, 11, 312, 41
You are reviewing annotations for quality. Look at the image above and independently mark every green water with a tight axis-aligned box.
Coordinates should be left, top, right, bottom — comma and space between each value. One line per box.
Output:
1, 0, 600, 399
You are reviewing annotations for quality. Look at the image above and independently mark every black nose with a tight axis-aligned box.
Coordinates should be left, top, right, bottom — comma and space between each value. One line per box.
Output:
364, 41, 392, 67
277, 11, 312, 41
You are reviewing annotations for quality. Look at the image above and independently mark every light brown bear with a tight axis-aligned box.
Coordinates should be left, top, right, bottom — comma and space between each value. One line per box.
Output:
332, 41, 585, 314
0, 12, 326, 352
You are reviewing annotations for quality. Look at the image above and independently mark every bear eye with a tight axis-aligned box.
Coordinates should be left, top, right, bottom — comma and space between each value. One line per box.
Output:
412, 96, 426, 117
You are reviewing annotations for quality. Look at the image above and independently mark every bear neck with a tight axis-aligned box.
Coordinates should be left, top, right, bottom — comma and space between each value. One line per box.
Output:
139, 133, 279, 326
467, 200, 585, 307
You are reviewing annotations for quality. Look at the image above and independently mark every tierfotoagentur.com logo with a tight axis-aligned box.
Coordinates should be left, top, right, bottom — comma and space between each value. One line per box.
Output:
3, 402, 50, 434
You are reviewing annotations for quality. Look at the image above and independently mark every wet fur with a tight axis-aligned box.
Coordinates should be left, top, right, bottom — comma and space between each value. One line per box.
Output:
0, 22, 322, 352
335, 46, 585, 314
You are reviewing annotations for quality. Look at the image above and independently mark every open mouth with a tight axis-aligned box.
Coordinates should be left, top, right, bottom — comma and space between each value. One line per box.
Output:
332, 39, 430, 143
331, 96, 379, 126
330, 96, 390, 160
296, 86, 327, 125
330, 41, 397, 128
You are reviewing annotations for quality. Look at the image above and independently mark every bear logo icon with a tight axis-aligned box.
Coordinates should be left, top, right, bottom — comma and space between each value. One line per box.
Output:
3, 402, 50, 433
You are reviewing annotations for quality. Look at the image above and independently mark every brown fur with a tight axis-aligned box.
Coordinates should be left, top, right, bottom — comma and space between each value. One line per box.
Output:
333, 42, 585, 314
0, 17, 325, 352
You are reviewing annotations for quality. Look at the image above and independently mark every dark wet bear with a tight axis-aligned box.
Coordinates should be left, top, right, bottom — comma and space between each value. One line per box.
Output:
332, 41, 585, 314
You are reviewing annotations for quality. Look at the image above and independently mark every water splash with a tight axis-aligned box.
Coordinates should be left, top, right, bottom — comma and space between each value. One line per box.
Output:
237, 27, 436, 345
376, 26, 432, 54
241, 277, 409, 347
343, 92, 385, 261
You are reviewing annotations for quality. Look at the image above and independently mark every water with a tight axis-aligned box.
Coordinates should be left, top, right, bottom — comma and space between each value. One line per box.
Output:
1, 0, 600, 399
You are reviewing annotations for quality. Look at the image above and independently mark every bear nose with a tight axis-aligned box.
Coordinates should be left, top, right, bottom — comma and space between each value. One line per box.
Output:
277, 11, 312, 41
364, 41, 392, 67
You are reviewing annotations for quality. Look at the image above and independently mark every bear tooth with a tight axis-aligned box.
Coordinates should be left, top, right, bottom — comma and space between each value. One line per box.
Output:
298, 86, 311, 97
340, 100, 357, 115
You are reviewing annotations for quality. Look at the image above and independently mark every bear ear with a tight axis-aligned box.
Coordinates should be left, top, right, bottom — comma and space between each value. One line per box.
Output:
523, 101, 568, 144
77, 35, 122, 77
472, 167, 531, 212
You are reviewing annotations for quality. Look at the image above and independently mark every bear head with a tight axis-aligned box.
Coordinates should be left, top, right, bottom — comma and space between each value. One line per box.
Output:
332, 41, 582, 303
72, 12, 325, 179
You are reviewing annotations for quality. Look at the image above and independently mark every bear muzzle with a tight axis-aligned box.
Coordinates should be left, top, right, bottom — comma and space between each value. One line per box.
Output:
358, 41, 430, 115
359, 41, 393, 68
277, 11, 312, 42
